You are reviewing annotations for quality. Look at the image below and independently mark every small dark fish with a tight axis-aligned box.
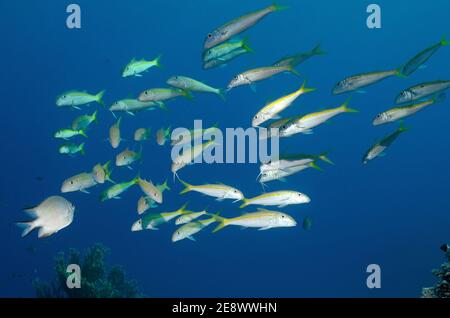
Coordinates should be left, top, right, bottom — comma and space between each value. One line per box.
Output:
400, 36, 450, 77
302, 217, 312, 230
273, 44, 326, 68
362, 125, 409, 164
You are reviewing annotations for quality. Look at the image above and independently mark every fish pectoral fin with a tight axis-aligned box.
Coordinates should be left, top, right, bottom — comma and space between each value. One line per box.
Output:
135, 74, 143, 77
379, 152, 387, 157
250, 83, 257, 93
127, 166, 134, 170
258, 227, 273, 231
187, 236, 196, 241
80, 189, 90, 194
302, 129, 314, 135
113, 196, 121, 200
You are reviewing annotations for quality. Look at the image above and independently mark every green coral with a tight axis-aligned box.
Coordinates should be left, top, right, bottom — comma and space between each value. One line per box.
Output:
33, 243, 142, 298
422, 245, 450, 298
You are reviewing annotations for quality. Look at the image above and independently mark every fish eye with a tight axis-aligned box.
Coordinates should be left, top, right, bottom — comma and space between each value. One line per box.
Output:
207, 33, 212, 38
281, 215, 285, 218
70, 181, 73, 184
144, 91, 148, 95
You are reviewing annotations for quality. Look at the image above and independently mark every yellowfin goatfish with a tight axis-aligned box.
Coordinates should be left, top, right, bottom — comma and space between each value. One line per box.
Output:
227, 65, 299, 91
138, 88, 192, 102
92, 161, 114, 184
172, 217, 216, 242
252, 81, 315, 127
134, 128, 152, 142
180, 180, 244, 202
137, 177, 169, 204
211, 209, 296, 232
203, 48, 250, 70
167, 76, 225, 100
122, 55, 162, 78
203, 3, 287, 49
136, 180, 170, 214
61, 173, 97, 194
273, 44, 326, 68
131, 203, 189, 231
279, 100, 358, 137
109, 117, 122, 149
115, 147, 142, 168
17, 196, 75, 238
261, 152, 333, 173
333, 69, 401, 95
259, 162, 320, 184
54, 129, 87, 140
240, 190, 310, 208
58, 143, 85, 156
395, 80, 450, 104
156, 127, 171, 146
109, 99, 165, 115
171, 140, 217, 180
100, 177, 138, 201
175, 210, 208, 225
56, 90, 105, 109
363, 125, 409, 164
203, 37, 253, 62
399, 36, 450, 77
71, 110, 98, 130
373, 94, 445, 126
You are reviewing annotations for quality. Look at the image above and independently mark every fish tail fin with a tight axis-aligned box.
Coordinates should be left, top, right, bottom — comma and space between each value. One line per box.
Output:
179, 180, 192, 194
16, 221, 36, 238
311, 43, 326, 56
341, 98, 358, 113
395, 67, 408, 78
441, 35, 450, 46
309, 161, 323, 171
103, 161, 115, 184
92, 110, 99, 123
80, 142, 85, 155
239, 199, 249, 209
241, 37, 254, 53
211, 215, 229, 233
300, 80, 316, 94
153, 54, 163, 68
287, 65, 301, 77
159, 179, 170, 191
181, 89, 194, 100
271, 2, 289, 11
398, 123, 410, 133
432, 92, 446, 104
319, 152, 334, 165
217, 88, 227, 101
96, 90, 106, 106
80, 130, 88, 138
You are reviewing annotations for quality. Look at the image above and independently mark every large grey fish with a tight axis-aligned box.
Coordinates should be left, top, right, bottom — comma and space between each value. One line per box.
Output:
17, 196, 75, 238
273, 44, 326, 68
203, 3, 287, 50
373, 94, 445, 126
167, 76, 225, 100
227, 65, 298, 91
333, 69, 401, 95
395, 80, 450, 104
399, 36, 450, 77
363, 125, 408, 164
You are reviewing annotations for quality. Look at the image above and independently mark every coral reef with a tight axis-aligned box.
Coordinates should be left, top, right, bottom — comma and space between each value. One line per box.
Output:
421, 244, 450, 298
33, 243, 142, 298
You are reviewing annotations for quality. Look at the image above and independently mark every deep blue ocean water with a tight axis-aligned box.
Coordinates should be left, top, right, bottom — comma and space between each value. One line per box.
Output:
1, 0, 450, 297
